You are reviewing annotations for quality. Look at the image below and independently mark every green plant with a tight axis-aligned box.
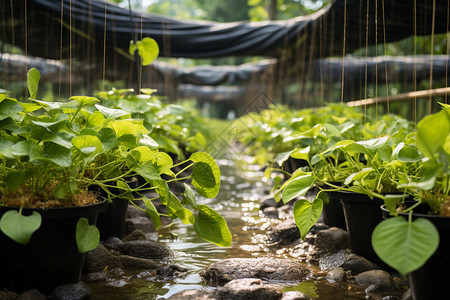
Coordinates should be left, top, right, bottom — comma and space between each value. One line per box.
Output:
372, 104, 450, 275
0, 68, 232, 253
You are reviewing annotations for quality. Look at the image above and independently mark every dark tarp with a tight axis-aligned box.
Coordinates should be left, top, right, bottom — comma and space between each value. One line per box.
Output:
1, 0, 448, 62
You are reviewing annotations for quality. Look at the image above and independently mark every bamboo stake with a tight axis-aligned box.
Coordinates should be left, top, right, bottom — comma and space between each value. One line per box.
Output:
347, 87, 450, 107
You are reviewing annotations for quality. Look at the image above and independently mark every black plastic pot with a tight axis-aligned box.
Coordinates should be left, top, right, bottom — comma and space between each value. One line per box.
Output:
96, 197, 129, 239
335, 191, 385, 264
0, 200, 107, 293
322, 191, 346, 229
381, 205, 450, 300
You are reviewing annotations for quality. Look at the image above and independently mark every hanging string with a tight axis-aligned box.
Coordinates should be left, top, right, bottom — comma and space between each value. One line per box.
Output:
102, 0, 107, 93
59, 0, 64, 99
446, 0, 449, 104
381, 0, 390, 118
69, 0, 72, 96
375, 0, 378, 121
340, 0, 347, 111
319, 17, 324, 107
429, 0, 436, 114
138, 1, 143, 96
24, 0, 27, 73
364, 0, 369, 130
413, 0, 417, 126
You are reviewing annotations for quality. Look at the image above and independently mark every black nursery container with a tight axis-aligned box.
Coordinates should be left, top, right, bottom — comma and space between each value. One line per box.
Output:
96, 197, 129, 239
336, 191, 385, 264
381, 205, 450, 300
322, 190, 347, 229
0, 200, 107, 293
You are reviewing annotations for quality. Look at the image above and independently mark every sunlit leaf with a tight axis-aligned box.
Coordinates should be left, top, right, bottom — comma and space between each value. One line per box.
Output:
27, 68, 40, 99
372, 216, 439, 275
293, 198, 323, 240
129, 37, 159, 66
189, 152, 221, 198
282, 175, 314, 204
194, 204, 232, 247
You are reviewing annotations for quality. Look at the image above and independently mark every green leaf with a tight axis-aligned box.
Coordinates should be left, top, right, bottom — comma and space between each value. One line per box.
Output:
189, 152, 221, 198
27, 68, 40, 99
397, 145, 421, 162
194, 204, 232, 247
281, 175, 314, 204
192, 162, 216, 188
372, 216, 439, 275
130, 37, 159, 66
182, 183, 197, 208
98, 128, 117, 151
76, 218, 100, 253
383, 194, 408, 215
108, 119, 148, 137
95, 104, 130, 119
0, 210, 42, 244
167, 192, 194, 224
43, 142, 72, 167
0, 140, 16, 158
155, 152, 174, 176
377, 144, 392, 162
344, 167, 374, 186
0, 98, 23, 121
293, 198, 323, 240
416, 108, 450, 158
290, 146, 310, 162
43, 132, 75, 149
12, 141, 43, 161
72, 135, 103, 155
5, 168, 36, 190
69, 96, 99, 107
138, 135, 159, 150
143, 197, 162, 229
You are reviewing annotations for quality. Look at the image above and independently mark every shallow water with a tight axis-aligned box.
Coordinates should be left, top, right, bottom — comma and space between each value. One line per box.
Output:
88, 158, 408, 299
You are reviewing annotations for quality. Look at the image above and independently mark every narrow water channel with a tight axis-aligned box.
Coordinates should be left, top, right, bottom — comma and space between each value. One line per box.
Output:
88, 157, 407, 299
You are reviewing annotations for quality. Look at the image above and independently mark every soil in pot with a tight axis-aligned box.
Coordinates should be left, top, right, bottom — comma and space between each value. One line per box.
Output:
0, 200, 107, 293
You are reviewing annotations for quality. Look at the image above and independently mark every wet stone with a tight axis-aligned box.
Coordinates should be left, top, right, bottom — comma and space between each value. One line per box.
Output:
105, 279, 130, 288
260, 197, 283, 210
325, 268, 347, 282
84, 244, 121, 273
0, 290, 18, 300
201, 258, 310, 283
122, 229, 148, 242
167, 289, 213, 300
314, 227, 350, 255
118, 255, 159, 271
119, 240, 170, 259
103, 236, 123, 251
108, 268, 125, 276
343, 254, 378, 275
157, 265, 189, 278
263, 207, 280, 219
82, 272, 106, 283
269, 219, 301, 245
355, 270, 392, 287
16, 289, 46, 300
318, 250, 350, 270
51, 282, 91, 300
215, 278, 283, 300
281, 291, 311, 300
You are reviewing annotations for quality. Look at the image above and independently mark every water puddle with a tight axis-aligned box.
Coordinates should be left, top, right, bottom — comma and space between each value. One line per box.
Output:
88, 157, 407, 299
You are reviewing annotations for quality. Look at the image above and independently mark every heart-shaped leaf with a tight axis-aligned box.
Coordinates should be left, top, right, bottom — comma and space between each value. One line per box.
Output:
189, 152, 221, 198
0, 210, 42, 244
194, 204, 232, 247
27, 68, 41, 99
76, 217, 100, 253
143, 196, 161, 229
129, 37, 159, 66
293, 198, 323, 240
282, 175, 314, 204
372, 216, 439, 275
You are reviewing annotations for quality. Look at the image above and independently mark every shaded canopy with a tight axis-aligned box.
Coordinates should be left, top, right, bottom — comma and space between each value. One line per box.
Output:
1, 0, 448, 62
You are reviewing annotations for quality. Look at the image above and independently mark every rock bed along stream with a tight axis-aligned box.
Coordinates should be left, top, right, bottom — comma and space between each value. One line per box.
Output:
86, 157, 410, 300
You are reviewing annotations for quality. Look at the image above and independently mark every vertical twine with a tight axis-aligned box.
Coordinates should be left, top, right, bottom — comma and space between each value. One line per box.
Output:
429, 0, 436, 114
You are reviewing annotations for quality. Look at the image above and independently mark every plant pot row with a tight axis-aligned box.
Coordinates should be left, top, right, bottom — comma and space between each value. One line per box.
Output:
322, 190, 449, 300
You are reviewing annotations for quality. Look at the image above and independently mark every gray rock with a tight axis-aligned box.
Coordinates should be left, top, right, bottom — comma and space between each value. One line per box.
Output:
343, 254, 378, 275
215, 278, 282, 300
82, 272, 106, 283
50, 282, 90, 300
167, 289, 213, 300
16, 289, 46, 300
201, 258, 310, 283
401, 289, 413, 300
263, 207, 279, 219
122, 229, 148, 242
157, 265, 188, 278
260, 197, 283, 210
355, 270, 392, 287
314, 227, 350, 255
84, 244, 121, 273
107, 268, 125, 276
118, 255, 159, 271
104, 279, 130, 288
269, 219, 301, 245
325, 268, 347, 282
125, 216, 156, 234
119, 240, 170, 259
319, 250, 350, 270
281, 291, 311, 300
103, 236, 123, 251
